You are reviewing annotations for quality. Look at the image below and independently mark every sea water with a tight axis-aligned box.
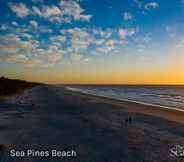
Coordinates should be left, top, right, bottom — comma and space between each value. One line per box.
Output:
66, 85, 184, 111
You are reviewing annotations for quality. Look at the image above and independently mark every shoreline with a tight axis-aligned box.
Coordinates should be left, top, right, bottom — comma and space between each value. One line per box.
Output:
66, 87, 184, 112
65, 87, 184, 124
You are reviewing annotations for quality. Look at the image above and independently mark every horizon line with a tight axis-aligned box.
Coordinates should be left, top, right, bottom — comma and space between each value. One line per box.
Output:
2, 76, 184, 86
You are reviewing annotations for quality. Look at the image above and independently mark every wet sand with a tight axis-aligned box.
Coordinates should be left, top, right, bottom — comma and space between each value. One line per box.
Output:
0, 85, 184, 162
70, 89, 184, 124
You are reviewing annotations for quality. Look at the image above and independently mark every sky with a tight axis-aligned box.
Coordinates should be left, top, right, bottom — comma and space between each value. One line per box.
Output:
0, 0, 184, 84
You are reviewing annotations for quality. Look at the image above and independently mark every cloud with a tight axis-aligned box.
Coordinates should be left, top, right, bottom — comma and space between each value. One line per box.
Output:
119, 28, 138, 39
123, 12, 133, 20
32, 0, 44, 3
61, 28, 93, 52
32, 6, 42, 16
22, 33, 33, 39
105, 40, 116, 47
95, 39, 117, 54
176, 39, 184, 48
60, 27, 119, 56
50, 35, 66, 42
19, 39, 39, 49
96, 46, 113, 54
31, 0, 92, 23
0, 45, 18, 53
0, 34, 39, 55
39, 27, 52, 33
0, 54, 47, 68
25, 59, 43, 67
145, 2, 159, 9
32, 5, 62, 21
83, 58, 91, 62
9, 0, 92, 24
0, 31, 65, 67
71, 53, 83, 61
165, 25, 176, 38
0, 24, 7, 31
134, 0, 143, 9
42, 6, 61, 17
134, 33, 152, 44
9, 3, 31, 18
119, 29, 128, 39
12, 21, 18, 26
95, 39, 106, 46
0, 54, 28, 63
0, 50, 64, 68
59, 0, 92, 22
30, 20, 38, 28
92, 28, 112, 38
61, 27, 120, 55
0, 34, 20, 43
46, 52, 64, 64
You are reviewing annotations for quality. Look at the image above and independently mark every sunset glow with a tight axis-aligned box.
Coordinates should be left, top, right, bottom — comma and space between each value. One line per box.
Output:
0, 0, 184, 84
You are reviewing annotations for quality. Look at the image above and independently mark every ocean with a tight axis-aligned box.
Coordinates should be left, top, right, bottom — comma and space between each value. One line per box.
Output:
66, 85, 184, 111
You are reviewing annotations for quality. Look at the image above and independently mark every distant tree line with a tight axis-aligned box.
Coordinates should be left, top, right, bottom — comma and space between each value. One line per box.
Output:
0, 76, 42, 96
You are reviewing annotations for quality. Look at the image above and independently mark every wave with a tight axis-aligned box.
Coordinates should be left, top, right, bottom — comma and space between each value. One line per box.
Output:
65, 86, 184, 112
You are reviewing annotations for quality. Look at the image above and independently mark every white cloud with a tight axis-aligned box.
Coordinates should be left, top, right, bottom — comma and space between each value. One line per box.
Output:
22, 33, 32, 39
0, 45, 18, 53
71, 53, 83, 61
61, 27, 120, 55
12, 21, 18, 26
43, 6, 61, 17
0, 54, 28, 63
46, 52, 64, 64
95, 39, 106, 46
32, 6, 62, 18
95, 39, 117, 54
9, 3, 31, 18
0, 32, 66, 67
32, 0, 44, 3
96, 46, 113, 54
92, 28, 112, 38
0, 54, 49, 68
106, 40, 116, 47
119, 29, 128, 39
61, 28, 93, 52
59, 0, 92, 22
0, 24, 7, 31
123, 12, 133, 20
135, 33, 152, 44
0, 34, 39, 54
31, 0, 92, 23
9, 0, 92, 24
176, 39, 184, 48
25, 59, 43, 67
1, 34, 20, 43
19, 39, 38, 49
165, 25, 176, 38
145, 2, 159, 9
50, 35, 66, 42
30, 20, 38, 28
83, 58, 91, 62
32, 6, 42, 16
134, 0, 143, 9
39, 27, 52, 33
119, 28, 138, 39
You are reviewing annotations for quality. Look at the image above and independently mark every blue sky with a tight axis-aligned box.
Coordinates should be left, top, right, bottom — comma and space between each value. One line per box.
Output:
0, 0, 184, 83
